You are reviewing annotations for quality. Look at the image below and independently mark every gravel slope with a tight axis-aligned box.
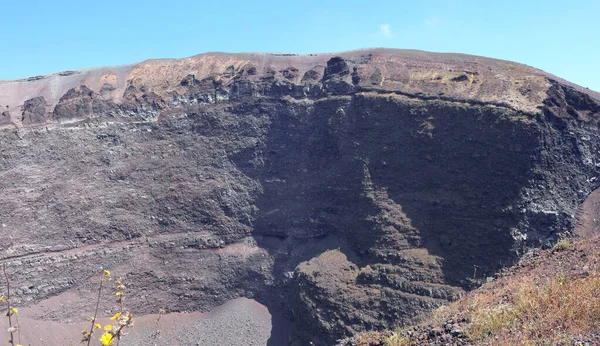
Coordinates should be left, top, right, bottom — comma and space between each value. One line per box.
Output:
0, 298, 290, 346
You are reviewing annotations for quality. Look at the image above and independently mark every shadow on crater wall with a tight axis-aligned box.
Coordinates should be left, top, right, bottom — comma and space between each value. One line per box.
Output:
227, 94, 549, 344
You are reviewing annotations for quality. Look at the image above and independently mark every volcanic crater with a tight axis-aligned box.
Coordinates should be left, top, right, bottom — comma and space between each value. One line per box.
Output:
0, 49, 599, 345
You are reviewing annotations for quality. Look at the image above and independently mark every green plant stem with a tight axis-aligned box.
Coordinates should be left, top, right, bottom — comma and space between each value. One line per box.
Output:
13, 314, 21, 346
86, 272, 105, 346
3, 264, 14, 346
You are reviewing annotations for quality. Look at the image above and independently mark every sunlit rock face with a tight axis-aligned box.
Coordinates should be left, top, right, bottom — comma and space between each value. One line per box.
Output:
0, 49, 599, 345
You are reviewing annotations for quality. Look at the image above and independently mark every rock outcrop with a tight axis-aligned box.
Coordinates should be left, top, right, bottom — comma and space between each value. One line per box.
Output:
0, 49, 599, 345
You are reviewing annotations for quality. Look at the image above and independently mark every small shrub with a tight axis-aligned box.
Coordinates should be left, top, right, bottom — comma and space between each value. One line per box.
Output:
383, 333, 412, 346
553, 237, 570, 252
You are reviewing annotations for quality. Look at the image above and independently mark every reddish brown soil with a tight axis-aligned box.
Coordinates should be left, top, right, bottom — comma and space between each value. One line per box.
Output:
0, 297, 279, 345
575, 187, 600, 237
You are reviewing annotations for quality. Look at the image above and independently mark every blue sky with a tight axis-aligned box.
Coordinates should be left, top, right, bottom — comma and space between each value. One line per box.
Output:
1, 0, 598, 91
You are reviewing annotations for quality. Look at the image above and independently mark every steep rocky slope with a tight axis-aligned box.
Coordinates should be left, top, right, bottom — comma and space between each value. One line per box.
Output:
0, 49, 599, 345
340, 232, 600, 346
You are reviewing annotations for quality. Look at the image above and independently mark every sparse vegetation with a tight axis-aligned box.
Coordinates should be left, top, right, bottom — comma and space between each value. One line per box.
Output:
453, 273, 600, 343
552, 235, 571, 252
3, 264, 21, 346
82, 270, 135, 346
1, 267, 134, 346
346, 234, 600, 346
151, 307, 167, 345
383, 333, 411, 346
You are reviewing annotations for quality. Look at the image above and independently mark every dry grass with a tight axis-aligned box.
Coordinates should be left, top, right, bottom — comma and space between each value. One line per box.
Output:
436, 234, 600, 345
383, 333, 412, 346
460, 273, 600, 344
345, 235, 600, 346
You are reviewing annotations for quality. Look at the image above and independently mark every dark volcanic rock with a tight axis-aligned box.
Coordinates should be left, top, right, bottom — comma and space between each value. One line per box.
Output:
301, 69, 322, 84
281, 66, 300, 80
52, 85, 95, 120
323, 56, 353, 94
324, 56, 350, 78
0, 107, 12, 126
21, 96, 47, 124
0, 49, 599, 345
369, 68, 383, 86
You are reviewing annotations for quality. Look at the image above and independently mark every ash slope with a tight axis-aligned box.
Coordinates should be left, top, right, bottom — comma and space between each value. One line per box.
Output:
0, 49, 599, 345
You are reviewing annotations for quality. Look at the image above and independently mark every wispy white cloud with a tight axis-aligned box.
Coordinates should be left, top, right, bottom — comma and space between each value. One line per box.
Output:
379, 24, 393, 38
425, 17, 441, 29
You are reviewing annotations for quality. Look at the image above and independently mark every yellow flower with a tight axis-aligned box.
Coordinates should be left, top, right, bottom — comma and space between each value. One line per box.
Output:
0, 296, 4, 302
94, 323, 101, 329
115, 292, 122, 297
104, 325, 113, 332
103, 270, 111, 276
11, 308, 17, 314
100, 332, 113, 346
110, 312, 121, 320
